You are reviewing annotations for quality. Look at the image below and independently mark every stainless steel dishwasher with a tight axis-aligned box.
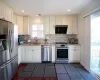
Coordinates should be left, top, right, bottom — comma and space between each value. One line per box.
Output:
42, 45, 52, 63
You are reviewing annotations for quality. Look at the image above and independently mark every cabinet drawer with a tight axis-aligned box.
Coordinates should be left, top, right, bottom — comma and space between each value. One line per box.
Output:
24, 46, 41, 50
68, 45, 80, 49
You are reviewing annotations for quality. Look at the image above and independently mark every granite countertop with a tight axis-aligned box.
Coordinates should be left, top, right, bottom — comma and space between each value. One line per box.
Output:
18, 43, 80, 46
18, 43, 55, 46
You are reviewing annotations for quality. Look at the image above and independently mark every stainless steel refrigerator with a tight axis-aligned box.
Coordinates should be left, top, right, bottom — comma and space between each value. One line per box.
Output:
0, 19, 18, 80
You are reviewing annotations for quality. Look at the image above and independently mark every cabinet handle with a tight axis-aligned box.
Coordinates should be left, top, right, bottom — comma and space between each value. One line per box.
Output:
32, 50, 34, 51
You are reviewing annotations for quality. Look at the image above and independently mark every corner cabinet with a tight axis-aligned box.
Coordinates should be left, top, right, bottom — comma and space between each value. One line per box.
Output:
0, 1, 13, 22
68, 45, 80, 63
18, 46, 41, 63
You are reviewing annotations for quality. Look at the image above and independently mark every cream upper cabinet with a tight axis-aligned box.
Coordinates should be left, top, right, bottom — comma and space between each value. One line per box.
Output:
43, 16, 50, 35
23, 16, 30, 34
72, 15, 78, 34
55, 16, 63, 25
0, 1, 13, 22
49, 16, 55, 34
5, 6, 13, 22
0, 1, 4, 19
54, 15, 78, 34
13, 14, 17, 24
17, 16, 23, 35
67, 15, 78, 34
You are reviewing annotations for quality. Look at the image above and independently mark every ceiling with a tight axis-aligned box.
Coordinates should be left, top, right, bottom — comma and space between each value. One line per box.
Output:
2, 0, 92, 17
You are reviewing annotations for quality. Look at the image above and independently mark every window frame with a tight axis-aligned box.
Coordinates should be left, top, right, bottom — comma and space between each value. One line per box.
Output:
31, 24, 44, 39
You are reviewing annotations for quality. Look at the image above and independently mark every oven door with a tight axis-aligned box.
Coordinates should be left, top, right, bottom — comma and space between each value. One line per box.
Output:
56, 48, 68, 60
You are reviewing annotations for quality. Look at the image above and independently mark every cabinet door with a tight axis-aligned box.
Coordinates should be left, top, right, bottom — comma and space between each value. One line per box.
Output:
17, 16, 23, 35
18, 47, 21, 64
0, 2, 4, 19
25, 49, 34, 63
73, 49, 80, 62
69, 49, 80, 63
13, 14, 17, 24
49, 16, 55, 34
72, 16, 78, 34
55, 16, 63, 25
43, 16, 50, 35
20, 47, 26, 63
34, 50, 41, 63
52, 45, 55, 62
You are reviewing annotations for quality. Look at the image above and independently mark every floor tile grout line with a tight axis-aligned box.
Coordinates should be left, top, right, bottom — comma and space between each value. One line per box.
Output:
63, 64, 71, 80
30, 64, 37, 77
54, 64, 58, 80
74, 67, 86, 80
43, 64, 46, 78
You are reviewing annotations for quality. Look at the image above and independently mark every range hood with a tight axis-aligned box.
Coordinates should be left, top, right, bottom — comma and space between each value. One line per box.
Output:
55, 25, 68, 34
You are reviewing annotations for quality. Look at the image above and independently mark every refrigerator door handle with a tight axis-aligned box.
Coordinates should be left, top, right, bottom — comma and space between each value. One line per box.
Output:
9, 30, 12, 53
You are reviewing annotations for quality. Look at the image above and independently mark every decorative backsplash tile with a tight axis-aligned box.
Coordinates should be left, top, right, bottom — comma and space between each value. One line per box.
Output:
18, 34, 78, 44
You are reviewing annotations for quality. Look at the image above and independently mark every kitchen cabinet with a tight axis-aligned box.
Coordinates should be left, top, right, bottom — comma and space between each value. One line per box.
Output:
0, 1, 4, 19
52, 45, 55, 63
68, 45, 80, 63
55, 16, 63, 25
18, 46, 41, 63
13, 14, 17, 25
17, 16, 23, 35
55, 15, 78, 34
18, 46, 22, 64
49, 16, 55, 34
0, 1, 13, 22
43, 16, 50, 35
23, 16, 30, 34
67, 15, 78, 34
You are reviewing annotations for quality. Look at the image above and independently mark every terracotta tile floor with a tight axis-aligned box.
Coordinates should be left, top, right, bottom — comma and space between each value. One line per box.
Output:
12, 64, 57, 80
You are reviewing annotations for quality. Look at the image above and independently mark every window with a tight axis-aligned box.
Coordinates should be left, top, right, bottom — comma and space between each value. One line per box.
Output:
32, 24, 44, 38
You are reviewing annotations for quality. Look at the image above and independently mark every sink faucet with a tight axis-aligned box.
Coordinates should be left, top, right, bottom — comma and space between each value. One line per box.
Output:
34, 37, 38, 44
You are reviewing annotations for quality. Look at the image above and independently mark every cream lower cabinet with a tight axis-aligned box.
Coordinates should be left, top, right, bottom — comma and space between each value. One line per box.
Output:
52, 45, 55, 63
68, 45, 80, 63
18, 46, 41, 63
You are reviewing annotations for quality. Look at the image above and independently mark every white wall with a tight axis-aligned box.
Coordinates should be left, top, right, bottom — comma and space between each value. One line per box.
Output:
78, 0, 100, 71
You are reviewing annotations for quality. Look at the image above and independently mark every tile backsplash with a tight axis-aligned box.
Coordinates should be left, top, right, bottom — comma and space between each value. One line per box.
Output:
18, 34, 78, 44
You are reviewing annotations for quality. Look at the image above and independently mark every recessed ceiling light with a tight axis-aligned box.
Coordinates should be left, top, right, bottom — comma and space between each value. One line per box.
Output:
22, 10, 24, 12
36, 15, 38, 16
68, 9, 71, 12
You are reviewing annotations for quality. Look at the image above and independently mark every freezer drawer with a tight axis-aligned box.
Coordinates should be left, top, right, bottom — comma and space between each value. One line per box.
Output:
0, 61, 12, 80
11, 55, 18, 78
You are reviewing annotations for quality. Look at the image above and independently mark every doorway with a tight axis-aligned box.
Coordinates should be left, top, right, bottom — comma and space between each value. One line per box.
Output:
91, 14, 100, 76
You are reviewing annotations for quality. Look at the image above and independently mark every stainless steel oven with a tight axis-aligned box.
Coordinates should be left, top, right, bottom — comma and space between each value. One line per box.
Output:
55, 43, 68, 63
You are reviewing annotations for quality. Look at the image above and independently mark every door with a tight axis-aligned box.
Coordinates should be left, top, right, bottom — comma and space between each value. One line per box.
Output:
0, 60, 12, 80
8, 22, 18, 59
91, 12, 100, 75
